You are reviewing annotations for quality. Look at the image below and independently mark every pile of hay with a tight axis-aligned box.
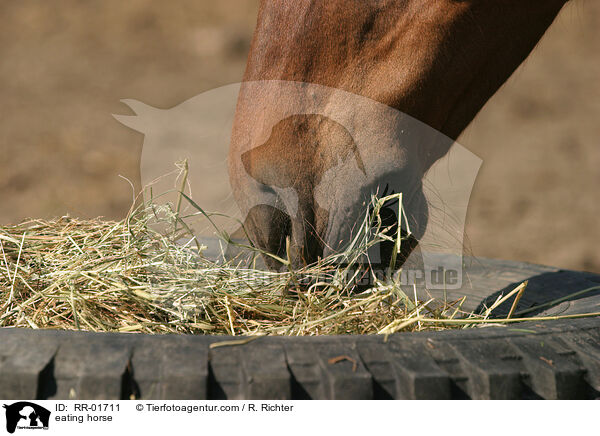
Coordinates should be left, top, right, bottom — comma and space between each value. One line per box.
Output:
1, 193, 597, 336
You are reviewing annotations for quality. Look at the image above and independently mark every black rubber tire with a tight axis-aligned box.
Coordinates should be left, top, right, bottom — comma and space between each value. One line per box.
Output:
1, 257, 599, 400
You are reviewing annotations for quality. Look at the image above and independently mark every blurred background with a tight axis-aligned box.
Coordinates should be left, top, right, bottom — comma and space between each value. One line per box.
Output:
1, 1, 598, 272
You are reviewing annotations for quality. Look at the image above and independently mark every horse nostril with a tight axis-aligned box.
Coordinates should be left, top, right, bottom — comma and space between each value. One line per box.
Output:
239, 204, 292, 270
371, 201, 418, 271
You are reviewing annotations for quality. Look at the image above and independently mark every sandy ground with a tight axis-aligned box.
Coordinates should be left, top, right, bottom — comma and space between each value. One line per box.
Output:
1, 1, 598, 272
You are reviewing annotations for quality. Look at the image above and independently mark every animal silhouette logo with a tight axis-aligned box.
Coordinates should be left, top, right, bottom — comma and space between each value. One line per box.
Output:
3, 402, 51, 434
114, 80, 482, 289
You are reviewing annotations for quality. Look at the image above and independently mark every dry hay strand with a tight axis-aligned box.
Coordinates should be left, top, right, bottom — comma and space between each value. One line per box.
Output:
1, 190, 599, 336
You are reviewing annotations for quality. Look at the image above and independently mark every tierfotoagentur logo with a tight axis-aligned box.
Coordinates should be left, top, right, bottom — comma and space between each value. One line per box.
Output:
2, 402, 51, 434
115, 80, 481, 293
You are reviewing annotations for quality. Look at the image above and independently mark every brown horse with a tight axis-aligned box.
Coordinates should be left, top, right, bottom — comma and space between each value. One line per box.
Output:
229, 0, 568, 269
